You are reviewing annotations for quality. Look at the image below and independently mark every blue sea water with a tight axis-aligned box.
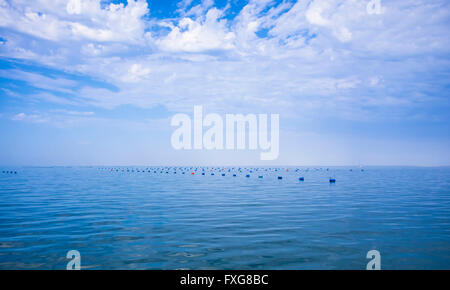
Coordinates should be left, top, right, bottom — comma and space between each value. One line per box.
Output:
0, 166, 449, 270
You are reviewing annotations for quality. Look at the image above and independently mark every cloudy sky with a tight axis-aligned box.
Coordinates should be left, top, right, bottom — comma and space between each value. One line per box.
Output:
0, 0, 449, 166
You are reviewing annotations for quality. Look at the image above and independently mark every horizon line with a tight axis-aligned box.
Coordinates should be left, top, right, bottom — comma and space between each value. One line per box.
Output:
1, 164, 450, 168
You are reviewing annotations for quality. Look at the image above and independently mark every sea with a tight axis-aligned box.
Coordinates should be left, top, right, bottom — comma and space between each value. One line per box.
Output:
0, 166, 449, 269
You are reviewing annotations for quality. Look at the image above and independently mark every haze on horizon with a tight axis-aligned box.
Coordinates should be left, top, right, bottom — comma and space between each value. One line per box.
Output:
0, 0, 449, 167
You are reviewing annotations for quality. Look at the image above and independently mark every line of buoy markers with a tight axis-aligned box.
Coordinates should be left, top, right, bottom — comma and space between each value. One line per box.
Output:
2, 171, 17, 174
96, 167, 351, 183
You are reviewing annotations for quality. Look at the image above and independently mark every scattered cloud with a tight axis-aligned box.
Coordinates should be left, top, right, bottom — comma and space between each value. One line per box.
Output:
51, 109, 95, 116
0, 0, 449, 165
12, 112, 50, 123
0, 0, 448, 122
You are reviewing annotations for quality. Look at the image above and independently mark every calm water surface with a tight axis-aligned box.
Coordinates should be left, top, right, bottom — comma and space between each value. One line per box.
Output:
0, 167, 449, 269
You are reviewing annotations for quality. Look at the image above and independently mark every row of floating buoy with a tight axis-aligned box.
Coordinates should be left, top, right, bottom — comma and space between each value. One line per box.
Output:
2, 171, 17, 174
99, 167, 347, 172
98, 167, 341, 183
100, 167, 309, 174
99, 167, 337, 171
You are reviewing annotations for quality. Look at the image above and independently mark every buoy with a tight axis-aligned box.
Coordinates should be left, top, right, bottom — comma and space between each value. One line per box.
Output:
299, 177, 304, 181
329, 178, 336, 183
278, 176, 282, 180
233, 174, 237, 177
246, 174, 250, 178
211, 173, 215, 175
202, 172, 205, 175
222, 173, 225, 176
258, 176, 263, 178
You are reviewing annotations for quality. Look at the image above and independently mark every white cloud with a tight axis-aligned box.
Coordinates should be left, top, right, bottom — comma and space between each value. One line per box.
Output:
123, 63, 151, 83
12, 112, 49, 123
0, 69, 77, 94
51, 109, 94, 116
305, 0, 354, 42
157, 8, 235, 52
369, 76, 382, 87
0, 0, 448, 123
0, 0, 150, 43
12, 112, 26, 121
66, 0, 83, 15
306, 0, 331, 26
10, 109, 99, 128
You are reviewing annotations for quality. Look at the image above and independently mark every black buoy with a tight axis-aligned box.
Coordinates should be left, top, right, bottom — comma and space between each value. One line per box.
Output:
222, 173, 225, 176
233, 174, 237, 177
299, 177, 304, 181
246, 174, 250, 178
258, 176, 263, 178
278, 176, 282, 180
329, 178, 336, 183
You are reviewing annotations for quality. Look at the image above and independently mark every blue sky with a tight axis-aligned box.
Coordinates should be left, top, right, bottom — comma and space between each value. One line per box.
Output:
0, 0, 449, 166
